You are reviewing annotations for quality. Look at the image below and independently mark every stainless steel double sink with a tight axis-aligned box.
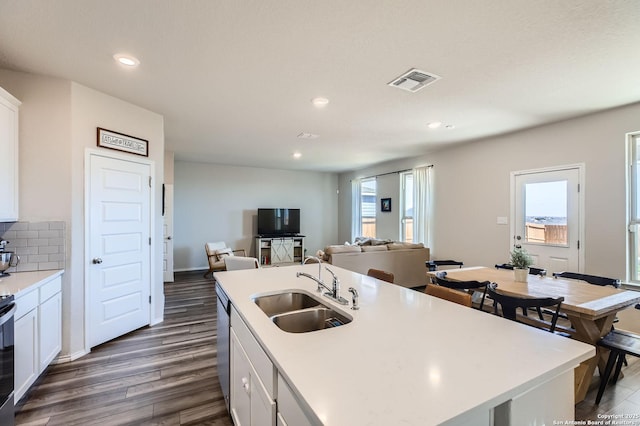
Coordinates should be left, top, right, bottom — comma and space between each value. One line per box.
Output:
253, 291, 352, 333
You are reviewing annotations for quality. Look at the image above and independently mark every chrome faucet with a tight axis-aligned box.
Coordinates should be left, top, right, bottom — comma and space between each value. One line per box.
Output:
296, 266, 348, 305
302, 256, 322, 287
348, 287, 359, 310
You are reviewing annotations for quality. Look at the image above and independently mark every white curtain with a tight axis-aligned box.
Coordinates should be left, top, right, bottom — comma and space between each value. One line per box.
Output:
413, 166, 433, 247
351, 178, 362, 241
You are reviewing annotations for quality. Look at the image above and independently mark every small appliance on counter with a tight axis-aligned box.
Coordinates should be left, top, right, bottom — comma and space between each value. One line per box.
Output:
0, 241, 19, 277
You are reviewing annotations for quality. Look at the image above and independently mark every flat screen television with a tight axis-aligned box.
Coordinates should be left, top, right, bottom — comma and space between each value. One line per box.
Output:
257, 208, 300, 236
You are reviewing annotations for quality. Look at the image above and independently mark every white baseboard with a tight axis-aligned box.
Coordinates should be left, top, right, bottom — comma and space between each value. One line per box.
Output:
173, 267, 208, 272
53, 349, 89, 364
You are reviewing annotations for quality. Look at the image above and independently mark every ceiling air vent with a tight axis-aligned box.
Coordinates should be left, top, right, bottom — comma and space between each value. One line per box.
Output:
388, 68, 441, 93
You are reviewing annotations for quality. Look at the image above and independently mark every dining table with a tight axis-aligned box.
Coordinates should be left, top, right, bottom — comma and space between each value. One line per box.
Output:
427, 266, 640, 403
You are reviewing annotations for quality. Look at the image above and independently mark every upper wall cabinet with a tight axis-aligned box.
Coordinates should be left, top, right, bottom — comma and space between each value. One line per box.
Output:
0, 86, 21, 222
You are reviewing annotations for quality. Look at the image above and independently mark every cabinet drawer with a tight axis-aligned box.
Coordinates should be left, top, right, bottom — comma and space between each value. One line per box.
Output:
15, 289, 38, 320
277, 374, 314, 426
231, 306, 275, 398
40, 275, 62, 303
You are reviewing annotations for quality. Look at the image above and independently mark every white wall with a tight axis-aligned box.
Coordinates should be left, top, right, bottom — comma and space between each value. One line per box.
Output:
174, 161, 339, 270
0, 69, 165, 360
339, 102, 640, 281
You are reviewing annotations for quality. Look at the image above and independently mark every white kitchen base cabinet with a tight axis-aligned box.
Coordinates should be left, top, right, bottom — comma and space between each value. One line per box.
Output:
230, 306, 276, 426
276, 374, 313, 426
39, 290, 62, 370
14, 308, 38, 402
13, 273, 63, 402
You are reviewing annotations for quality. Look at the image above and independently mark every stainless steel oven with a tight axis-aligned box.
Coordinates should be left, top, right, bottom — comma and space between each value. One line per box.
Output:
0, 295, 16, 426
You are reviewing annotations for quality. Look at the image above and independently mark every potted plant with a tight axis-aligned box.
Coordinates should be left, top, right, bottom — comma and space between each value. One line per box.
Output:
510, 247, 532, 282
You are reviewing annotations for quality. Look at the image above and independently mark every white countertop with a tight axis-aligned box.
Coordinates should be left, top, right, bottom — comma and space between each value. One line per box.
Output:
0, 269, 64, 296
215, 264, 595, 425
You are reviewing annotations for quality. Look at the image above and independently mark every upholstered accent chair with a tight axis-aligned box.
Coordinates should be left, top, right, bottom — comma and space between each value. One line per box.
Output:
204, 242, 246, 278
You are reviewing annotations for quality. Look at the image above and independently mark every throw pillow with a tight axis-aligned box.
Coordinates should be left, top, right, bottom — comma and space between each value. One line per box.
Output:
215, 248, 234, 261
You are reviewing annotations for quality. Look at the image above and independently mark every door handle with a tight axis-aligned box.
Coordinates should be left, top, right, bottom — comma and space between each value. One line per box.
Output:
92, 258, 103, 264
165, 236, 172, 240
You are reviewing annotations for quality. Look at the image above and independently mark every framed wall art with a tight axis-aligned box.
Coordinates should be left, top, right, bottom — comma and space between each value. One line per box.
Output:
97, 127, 148, 157
381, 198, 391, 212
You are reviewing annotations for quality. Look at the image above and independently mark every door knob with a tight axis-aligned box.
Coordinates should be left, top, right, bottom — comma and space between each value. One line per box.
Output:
165, 236, 172, 240
92, 258, 103, 264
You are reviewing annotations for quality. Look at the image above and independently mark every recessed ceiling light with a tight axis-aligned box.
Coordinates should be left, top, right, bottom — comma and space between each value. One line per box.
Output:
427, 122, 442, 129
292, 152, 302, 159
311, 97, 329, 108
445, 124, 455, 129
113, 54, 140, 68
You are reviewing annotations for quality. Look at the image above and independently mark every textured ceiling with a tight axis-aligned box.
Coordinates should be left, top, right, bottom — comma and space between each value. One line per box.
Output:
1, 1, 639, 172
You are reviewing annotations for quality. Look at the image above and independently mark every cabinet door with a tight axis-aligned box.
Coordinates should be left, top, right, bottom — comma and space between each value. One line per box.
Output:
39, 292, 62, 371
271, 239, 294, 264
14, 309, 38, 402
231, 330, 251, 426
250, 367, 276, 426
0, 91, 19, 222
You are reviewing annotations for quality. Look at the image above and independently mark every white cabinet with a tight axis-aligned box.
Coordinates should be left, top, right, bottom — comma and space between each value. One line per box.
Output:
256, 236, 304, 266
39, 289, 62, 370
14, 307, 38, 402
0, 86, 21, 222
230, 307, 276, 426
14, 274, 63, 402
276, 374, 314, 426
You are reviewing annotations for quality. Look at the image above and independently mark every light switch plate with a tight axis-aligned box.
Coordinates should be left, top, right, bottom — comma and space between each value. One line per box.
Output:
497, 216, 508, 225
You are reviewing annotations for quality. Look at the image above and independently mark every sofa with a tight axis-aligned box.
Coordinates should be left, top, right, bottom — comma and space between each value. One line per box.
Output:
319, 241, 430, 288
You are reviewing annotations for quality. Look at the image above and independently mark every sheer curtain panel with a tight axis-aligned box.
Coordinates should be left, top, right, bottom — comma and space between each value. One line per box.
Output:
351, 178, 362, 241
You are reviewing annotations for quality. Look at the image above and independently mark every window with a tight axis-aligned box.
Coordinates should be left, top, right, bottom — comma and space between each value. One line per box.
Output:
629, 133, 640, 283
400, 172, 413, 242
361, 178, 376, 238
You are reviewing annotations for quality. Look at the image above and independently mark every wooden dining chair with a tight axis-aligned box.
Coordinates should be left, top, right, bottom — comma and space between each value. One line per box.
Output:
552, 271, 621, 288
367, 268, 394, 283
433, 272, 489, 311
486, 283, 564, 333
427, 260, 464, 272
595, 329, 640, 403
425, 284, 472, 307
495, 263, 547, 277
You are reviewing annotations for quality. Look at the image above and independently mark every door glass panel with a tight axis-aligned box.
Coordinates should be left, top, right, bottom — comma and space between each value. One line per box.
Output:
524, 180, 568, 245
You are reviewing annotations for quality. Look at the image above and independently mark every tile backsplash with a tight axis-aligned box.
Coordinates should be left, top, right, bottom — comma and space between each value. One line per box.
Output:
0, 221, 66, 273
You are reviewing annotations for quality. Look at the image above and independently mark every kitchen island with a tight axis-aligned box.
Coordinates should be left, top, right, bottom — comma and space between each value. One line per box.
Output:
215, 263, 594, 426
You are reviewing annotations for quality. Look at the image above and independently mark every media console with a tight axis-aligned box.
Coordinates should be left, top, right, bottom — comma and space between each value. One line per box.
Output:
255, 235, 305, 266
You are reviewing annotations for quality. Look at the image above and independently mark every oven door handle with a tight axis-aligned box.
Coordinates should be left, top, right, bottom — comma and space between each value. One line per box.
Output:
0, 304, 16, 327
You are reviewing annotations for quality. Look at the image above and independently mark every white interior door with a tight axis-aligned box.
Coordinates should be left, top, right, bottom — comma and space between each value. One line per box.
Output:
88, 153, 151, 348
163, 183, 174, 282
511, 165, 583, 274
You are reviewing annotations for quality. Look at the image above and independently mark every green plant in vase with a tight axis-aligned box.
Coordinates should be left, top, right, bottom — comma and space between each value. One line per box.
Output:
510, 247, 532, 282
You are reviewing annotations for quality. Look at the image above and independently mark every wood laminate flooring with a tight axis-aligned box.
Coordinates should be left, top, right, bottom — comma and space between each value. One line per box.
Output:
14, 271, 640, 424
15, 271, 233, 426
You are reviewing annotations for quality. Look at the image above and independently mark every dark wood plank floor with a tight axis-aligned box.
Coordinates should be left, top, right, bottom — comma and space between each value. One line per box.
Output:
15, 271, 234, 426
14, 271, 640, 424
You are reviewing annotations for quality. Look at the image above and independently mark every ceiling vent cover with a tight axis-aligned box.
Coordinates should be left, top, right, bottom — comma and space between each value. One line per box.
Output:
388, 68, 441, 92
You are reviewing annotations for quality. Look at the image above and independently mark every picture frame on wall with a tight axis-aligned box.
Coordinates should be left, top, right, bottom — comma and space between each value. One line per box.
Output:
97, 127, 148, 157
381, 198, 391, 212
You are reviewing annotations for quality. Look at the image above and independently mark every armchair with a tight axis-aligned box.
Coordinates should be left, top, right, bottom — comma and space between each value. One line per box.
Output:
204, 242, 246, 278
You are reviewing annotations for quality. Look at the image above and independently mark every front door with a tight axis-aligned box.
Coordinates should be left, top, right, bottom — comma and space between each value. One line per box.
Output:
88, 152, 151, 348
511, 165, 583, 274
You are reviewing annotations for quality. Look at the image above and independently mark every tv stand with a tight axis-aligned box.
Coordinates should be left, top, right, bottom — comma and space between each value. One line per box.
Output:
255, 235, 304, 266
